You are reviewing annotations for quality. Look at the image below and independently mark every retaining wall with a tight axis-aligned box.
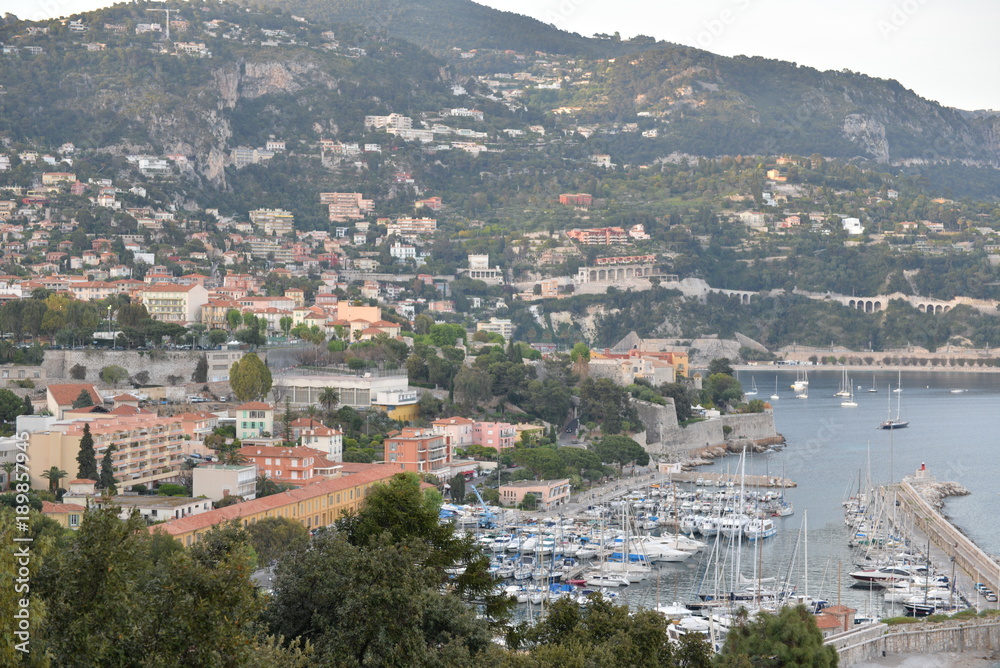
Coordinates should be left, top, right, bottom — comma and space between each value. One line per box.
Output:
828, 620, 1000, 666
42, 345, 308, 387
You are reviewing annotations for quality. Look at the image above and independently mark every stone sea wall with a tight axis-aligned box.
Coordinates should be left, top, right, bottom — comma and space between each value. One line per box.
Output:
634, 399, 781, 461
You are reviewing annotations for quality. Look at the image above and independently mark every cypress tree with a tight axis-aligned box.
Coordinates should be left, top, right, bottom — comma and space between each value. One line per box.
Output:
77, 423, 99, 481
99, 444, 117, 494
21, 394, 32, 416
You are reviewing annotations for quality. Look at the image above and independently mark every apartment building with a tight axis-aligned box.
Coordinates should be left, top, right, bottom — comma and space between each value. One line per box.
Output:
138, 283, 209, 324
385, 217, 437, 236
472, 421, 517, 451
475, 317, 515, 341
249, 208, 295, 236
566, 227, 630, 245
27, 413, 188, 490
431, 416, 475, 448
558, 193, 593, 208
321, 192, 374, 222
383, 427, 451, 477
238, 445, 323, 483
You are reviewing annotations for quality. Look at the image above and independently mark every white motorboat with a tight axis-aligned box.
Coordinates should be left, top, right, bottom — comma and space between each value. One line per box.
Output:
583, 572, 630, 587
655, 601, 694, 620
744, 518, 777, 541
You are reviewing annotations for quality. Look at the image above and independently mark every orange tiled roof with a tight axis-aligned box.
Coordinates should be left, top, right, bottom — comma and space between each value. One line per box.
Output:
150, 464, 398, 536
47, 383, 101, 408
235, 401, 272, 411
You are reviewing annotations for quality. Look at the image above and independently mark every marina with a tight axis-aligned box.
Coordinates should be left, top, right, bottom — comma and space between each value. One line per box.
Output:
448, 369, 1000, 656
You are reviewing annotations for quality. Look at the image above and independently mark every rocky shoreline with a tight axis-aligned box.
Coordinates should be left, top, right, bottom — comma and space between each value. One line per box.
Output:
913, 481, 972, 511
679, 435, 787, 469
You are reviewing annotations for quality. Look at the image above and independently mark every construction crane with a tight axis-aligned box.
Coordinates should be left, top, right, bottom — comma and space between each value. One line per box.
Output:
146, 7, 172, 41
468, 484, 497, 529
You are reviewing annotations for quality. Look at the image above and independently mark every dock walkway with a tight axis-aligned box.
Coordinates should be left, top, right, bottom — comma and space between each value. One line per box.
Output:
669, 471, 796, 488
886, 480, 1000, 610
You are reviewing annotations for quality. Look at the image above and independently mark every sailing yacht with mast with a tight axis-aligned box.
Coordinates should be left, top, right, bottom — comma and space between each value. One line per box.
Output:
841, 381, 858, 407
745, 377, 758, 396
770, 377, 779, 401
879, 382, 908, 429
835, 367, 851, 397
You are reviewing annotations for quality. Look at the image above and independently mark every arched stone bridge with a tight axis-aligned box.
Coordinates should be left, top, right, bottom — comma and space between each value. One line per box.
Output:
704, 286, 994, 314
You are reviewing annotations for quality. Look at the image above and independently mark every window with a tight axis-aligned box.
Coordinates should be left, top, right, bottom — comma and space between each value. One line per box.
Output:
69, 514, 80, 527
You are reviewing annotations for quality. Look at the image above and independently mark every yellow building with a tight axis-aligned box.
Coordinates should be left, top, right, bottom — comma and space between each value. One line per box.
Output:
40, 500, 86, 529
153, 464, 399, 546
138, 283, 209, 324
27, 414, 188, 490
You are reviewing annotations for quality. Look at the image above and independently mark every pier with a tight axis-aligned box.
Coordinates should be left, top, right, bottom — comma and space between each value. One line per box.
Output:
668, 471, 796, 488
886, 477, 1000, 603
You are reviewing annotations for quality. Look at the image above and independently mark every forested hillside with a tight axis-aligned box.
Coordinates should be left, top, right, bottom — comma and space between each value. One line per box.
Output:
238, 0, 661, 57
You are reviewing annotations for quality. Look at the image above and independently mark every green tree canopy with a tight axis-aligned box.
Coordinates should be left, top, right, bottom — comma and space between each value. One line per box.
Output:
72, 388, 94, 409
100, 364, 129, 387
230, 353, 273, 402
595, 435, 650, 468
248, 516, 311, 565
717, 605, 838, 666
0, 388, 27, 423
76, 423, 98, 481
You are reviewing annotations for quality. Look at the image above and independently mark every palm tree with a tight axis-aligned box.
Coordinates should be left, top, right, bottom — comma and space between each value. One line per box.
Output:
2, 461, 15, 491
318, 386, 339, 420
217, 442, 248, 466
41, 466, 68, 493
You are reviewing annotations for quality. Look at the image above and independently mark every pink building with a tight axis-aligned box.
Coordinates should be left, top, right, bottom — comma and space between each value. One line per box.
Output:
432, 416, 475, 447
472, 421, 517, 451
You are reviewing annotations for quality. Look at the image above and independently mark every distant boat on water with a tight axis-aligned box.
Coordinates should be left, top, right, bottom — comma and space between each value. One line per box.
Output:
868, 375, 878, 393
879, 382, 908, 429
770, 377, 779, 401
791, 369, 808, 391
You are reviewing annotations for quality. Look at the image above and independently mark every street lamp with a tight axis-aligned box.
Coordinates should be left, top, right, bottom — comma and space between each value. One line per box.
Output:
107, 305, 113, 349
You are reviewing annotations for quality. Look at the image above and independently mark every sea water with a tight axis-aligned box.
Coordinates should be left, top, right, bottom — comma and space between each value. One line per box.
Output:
613, 369, 1000, 616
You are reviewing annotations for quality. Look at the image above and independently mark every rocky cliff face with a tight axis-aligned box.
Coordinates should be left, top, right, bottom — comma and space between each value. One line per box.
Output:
842, 114, 889, 162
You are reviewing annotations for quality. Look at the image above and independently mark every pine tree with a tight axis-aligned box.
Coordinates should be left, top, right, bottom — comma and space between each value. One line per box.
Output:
72, 388, 94, 409
77, 423, 98, 481
98, 444, 117, 494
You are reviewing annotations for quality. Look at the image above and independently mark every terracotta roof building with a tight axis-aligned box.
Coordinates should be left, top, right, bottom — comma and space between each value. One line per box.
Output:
46, 383, 102, 419
153, 464, 399, 546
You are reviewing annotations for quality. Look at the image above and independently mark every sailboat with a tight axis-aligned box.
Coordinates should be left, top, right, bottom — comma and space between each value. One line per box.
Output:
879, 383, 908, 429
770, 377, 780, 401
868, 375, 878, 393
892, 370, 902, 393
745, 377, 758, 397
841, 381, 858, 407
835, 368, 851, 397
790, 369, 808, 391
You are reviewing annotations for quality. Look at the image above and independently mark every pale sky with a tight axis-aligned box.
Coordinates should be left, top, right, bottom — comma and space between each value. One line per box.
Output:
8, 0, 999, 110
